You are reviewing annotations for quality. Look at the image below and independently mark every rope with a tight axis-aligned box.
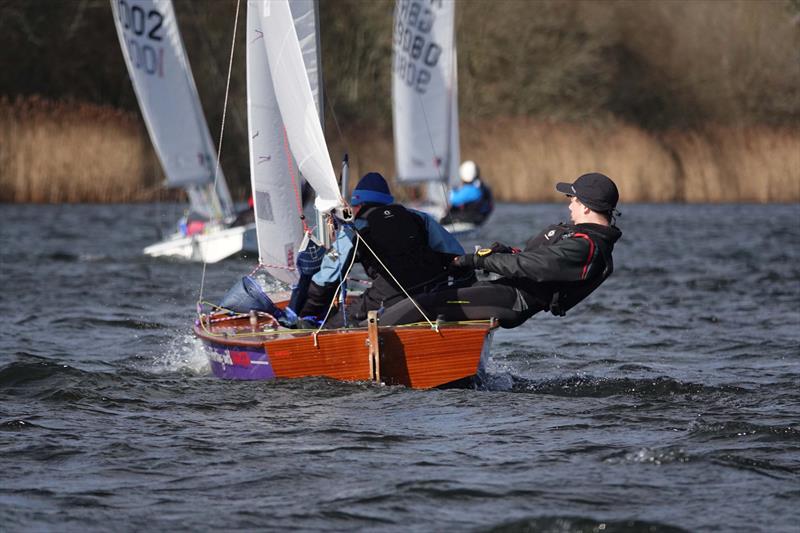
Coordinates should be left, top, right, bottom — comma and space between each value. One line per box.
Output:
198, 0, 241, 308
315, 234, 361, 332
325, 88, 348, 152
352, 230, 437, 330
413, 44, 457, 230
282, 126, 310, 233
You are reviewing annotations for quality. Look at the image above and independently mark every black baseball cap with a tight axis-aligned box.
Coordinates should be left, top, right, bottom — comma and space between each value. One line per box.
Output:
556, 172, 619, 213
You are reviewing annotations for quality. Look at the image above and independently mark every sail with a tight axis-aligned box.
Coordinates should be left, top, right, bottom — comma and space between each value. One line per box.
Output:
110, 0, 234, 220
246, 1, 304, 285
255, 0, 343, 214
448, 45, 461, 190
289, 0, 324, 122
392, 0, 457, 185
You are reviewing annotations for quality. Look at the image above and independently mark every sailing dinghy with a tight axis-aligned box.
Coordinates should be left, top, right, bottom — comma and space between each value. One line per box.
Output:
193, 0, 497, 389
111, 0, 255, 263
392, 0, 489, 236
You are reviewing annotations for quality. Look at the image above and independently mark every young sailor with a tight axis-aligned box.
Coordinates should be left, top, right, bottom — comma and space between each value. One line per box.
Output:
297, 172, 465, 327
380, 172, 622, 328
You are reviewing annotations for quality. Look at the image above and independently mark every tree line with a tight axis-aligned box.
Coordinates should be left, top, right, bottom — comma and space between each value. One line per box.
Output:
0, 0, 798, 200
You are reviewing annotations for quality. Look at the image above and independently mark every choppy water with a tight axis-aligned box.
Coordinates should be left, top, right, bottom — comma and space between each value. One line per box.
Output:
1, 202, 798, 532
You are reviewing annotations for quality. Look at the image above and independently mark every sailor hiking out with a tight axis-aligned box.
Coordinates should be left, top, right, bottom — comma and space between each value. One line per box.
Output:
380, 172, 622, 328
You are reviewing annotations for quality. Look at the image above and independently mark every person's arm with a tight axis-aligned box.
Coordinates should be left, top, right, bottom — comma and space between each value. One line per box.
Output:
311, 227, 356, 285
449, 184, 482, 207
411, 209, 465, 255
301, 227, 357, 318
474, 235, 594, 282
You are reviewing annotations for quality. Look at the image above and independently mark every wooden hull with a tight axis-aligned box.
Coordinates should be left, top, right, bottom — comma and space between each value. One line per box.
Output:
194, 314, 496, 389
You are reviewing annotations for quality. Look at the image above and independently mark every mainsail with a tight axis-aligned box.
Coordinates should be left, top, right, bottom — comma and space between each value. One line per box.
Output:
255, 0, 343, 215
392, 0, 458, 193
290, 0, 324, 121
110, 0, 234, 221
246, 0, 306, 285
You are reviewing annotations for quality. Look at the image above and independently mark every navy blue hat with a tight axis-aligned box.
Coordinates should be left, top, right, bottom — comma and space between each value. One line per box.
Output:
556, 172, 619, 213
350, 172, 394, 206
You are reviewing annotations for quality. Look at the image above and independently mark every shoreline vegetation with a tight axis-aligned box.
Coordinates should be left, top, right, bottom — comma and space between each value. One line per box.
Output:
1, 96, 797, 204
1, 1, 798, 204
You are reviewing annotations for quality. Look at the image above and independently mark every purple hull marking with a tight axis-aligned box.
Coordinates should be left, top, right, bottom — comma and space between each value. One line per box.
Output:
205, 342, 276, 380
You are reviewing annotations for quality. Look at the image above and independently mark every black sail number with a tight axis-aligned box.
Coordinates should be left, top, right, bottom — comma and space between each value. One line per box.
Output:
118, 0, 164, 41
393, 0, 446, 94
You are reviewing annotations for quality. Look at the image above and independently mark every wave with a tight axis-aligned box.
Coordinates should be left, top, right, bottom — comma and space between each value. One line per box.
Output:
603, 445, 692, 465
476, 515, 689, 533
144, 333, 210, 376
502, 375, 746, 398
49, 317, 165, 330
689, 419, 800, 443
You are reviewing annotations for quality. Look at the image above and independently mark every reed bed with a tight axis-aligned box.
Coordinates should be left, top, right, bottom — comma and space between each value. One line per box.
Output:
336, 118, 800, 204
2, 97, 797, 204
0, 96, 161, 203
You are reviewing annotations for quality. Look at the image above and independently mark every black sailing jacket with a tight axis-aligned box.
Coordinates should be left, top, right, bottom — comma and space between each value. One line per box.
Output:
476, 222, 622, 316
300, 204, 457, 321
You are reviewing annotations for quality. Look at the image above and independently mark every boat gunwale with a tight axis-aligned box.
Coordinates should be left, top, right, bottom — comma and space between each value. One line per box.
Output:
194, 313, 497, 348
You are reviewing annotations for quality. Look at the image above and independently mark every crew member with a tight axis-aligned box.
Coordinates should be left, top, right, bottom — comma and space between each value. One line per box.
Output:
444, 160, 494, 225
381, 172, 622, 328
297, 172, 466, 327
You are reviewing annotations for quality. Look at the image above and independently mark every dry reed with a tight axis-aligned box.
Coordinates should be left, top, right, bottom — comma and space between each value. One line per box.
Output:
0, 96, 161, 203
2, 97, 797, 204
332, 117, 800, 204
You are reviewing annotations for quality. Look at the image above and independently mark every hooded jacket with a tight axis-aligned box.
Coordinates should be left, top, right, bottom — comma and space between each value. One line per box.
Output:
476, 222, 622, 317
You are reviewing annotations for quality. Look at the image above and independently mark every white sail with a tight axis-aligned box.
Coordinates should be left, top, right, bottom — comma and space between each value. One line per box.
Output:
110, 0, 234, 220
246, 1, 304, 285
448, 45, 461, 189
392, 0, 457, 186
289, 0, 324, 122
256, 0, 343, 214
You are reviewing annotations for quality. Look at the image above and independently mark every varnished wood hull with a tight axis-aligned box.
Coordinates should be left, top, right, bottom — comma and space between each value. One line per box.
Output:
194, 314, 495, 389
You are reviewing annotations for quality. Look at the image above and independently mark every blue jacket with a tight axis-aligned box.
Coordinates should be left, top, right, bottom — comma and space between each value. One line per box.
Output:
449, 182, 484, 207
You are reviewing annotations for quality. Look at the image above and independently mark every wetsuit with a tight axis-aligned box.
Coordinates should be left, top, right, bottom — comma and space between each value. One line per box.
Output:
445, 180, 494, 225
379, 222, 622, 328
299, 204, 465, 327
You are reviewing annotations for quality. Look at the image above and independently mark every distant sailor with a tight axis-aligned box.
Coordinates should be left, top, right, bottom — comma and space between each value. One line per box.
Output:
381, 172, 622, 328
295, 172, 466, 328
444, 160, 494, 225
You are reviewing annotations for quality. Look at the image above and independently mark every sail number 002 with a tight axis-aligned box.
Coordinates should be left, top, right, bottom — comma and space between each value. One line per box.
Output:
117, 1, 164, 76
117, 0, 163, 40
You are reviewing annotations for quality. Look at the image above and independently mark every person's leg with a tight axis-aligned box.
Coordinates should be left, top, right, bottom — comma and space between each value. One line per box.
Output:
379, 282, 530, 327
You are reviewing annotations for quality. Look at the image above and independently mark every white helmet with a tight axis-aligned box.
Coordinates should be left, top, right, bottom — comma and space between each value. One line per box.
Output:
459, 160, 479, 183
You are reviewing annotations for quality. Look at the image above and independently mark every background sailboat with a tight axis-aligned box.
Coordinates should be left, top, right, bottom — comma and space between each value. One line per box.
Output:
392, 0, 486, 235
111, 0, 254, 263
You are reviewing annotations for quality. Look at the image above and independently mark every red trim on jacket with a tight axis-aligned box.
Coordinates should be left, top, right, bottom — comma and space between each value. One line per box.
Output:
573, 233, 595, 280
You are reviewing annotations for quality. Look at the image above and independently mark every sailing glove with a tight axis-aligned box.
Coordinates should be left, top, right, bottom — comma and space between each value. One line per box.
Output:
452, 253, 479, 269
489, 241, 521, 254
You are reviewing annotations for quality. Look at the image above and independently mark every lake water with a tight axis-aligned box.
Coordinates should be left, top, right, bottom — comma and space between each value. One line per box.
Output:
1, 202, 798, 532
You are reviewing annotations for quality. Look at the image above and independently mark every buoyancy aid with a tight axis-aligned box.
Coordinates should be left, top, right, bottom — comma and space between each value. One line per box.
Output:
517, 223, 619, 316
359, 204, 450, 288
